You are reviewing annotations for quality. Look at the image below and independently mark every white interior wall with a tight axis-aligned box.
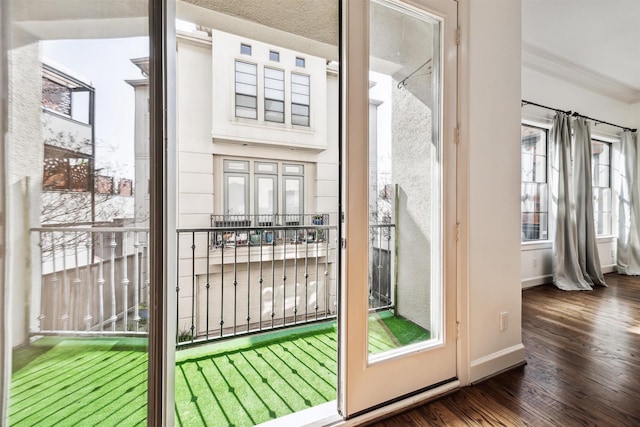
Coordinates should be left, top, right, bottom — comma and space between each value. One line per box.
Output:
461, 0, 525, 383
521, 67, 637, 287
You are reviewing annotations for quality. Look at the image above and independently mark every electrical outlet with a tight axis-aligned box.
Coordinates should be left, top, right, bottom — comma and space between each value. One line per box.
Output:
499, 311, 509, 332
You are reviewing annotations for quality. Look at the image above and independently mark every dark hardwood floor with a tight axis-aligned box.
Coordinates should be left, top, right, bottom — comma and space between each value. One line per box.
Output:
369, 273, 640, 426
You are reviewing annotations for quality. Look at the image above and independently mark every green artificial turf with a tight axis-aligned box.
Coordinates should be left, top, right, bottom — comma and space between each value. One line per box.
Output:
9, 313, 429, 427
175, 312, 430, 426
9, 337, 148, 427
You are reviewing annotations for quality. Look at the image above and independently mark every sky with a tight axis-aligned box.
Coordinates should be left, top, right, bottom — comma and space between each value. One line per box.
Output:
42, 37, 149, 180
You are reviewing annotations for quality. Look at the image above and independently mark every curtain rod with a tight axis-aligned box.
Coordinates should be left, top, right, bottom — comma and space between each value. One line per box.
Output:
521, 99, 637, 133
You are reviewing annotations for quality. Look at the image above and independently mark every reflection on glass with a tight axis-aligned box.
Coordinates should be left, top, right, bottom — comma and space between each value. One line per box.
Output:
227, 175, 248, 214
6, 2, 150, 424
257, 176, 276, 214
285, 177, 302, 215
368, 0, 442, 357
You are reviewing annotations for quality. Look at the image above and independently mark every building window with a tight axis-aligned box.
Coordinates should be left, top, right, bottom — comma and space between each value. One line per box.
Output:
42, 77, 71, 116
264, 67, 285, 123
255, 162, 278, 218
222, 159, 305, 219
235, 61, 257, 119
521, 125, 548, 241
224, 160, 250, 215
43, 155, 90, 192
269, 50, 280, 62
592, 140, 612, 236
240, 43, 252, 55
291, 73, 310, 126
283, 164, 304, 217
295, 57, 305, 68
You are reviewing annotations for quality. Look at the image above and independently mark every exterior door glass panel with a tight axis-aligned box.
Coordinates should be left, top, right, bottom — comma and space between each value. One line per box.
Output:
368, 0, 443, 359
342, 0, 457, 416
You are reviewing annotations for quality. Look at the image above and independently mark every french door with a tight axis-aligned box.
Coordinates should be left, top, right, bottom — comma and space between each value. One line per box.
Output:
341, 0, 458, 417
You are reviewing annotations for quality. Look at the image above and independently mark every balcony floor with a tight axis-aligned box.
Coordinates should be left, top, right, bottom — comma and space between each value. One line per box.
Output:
9, 312, 428, 426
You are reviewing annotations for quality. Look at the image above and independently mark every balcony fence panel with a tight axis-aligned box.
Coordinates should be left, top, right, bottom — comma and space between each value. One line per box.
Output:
32, 227, 150, 336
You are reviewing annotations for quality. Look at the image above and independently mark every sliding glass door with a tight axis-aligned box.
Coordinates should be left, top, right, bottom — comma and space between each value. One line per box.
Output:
3, 1, 152, 424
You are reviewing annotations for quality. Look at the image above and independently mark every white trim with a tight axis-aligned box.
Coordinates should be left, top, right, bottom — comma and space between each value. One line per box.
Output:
256, 401, 342, 427
469, 344, 526, 384
521, 240, 551, 251
258, 379, 461, 426
522, 43, 640, 104
522, 274, 552, 289
522, 265, 618, 289
336, 380, 460, 426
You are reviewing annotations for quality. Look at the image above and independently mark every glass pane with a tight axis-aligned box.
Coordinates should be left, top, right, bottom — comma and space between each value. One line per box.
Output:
292, 115, 309, 126
593, 187, 612, 214
265, 88, 284, 101
594, 212, 612, 236
522, 125, 546, 156
235, 82, 257, 96
522, 213, 548, 241
291, 73, 309, 85
368, 0, 440, 357
593, 164, 610, 188
292, 83, 310, 95
265, 67, 283, 80
235, 61, 256, 74
257, 177, 276, 215
592, 140, 610, 165
284, 164, 303, 175
6, 2, 150, 424
292, 93, 310, 105
227, 175, 248, 214
235, 106, 257, 119
284, 177, 302, 215
265, 111, 285, 123
235, 71, 257, 85
292, 104, 309, 116
521, 183, 548, 214
265, 99, 284, 112
235, 94, 257, 108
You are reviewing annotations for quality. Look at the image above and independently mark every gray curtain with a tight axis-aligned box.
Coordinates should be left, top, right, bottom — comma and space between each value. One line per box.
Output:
617, 131, 640, 274
549, 113, 605, 290
573, 118, 605, 286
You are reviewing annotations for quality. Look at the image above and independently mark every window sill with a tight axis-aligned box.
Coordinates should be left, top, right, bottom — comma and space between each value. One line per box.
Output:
522, 236, 616, 251
521, 240, 552, 251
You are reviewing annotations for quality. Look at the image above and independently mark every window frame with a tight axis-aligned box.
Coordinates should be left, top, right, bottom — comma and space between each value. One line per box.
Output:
240, 43, 252, 55
591, 138, 612, 236
263, 67, 285, 123
234, 60, 258, 120
520, 123, 549, 242
254, 162, 278, 219
223, 160, 250, 215
291, 72, 310, 127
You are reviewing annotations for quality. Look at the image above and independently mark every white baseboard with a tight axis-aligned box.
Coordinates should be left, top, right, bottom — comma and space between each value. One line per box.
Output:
522, 265, 617, 289
521, 274, 552, 289
469, 344, 526, 384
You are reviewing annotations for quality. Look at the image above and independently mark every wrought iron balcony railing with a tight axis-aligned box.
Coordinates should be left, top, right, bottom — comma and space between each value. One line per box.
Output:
177, 217, 336, 347
28, 218, 395, 347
